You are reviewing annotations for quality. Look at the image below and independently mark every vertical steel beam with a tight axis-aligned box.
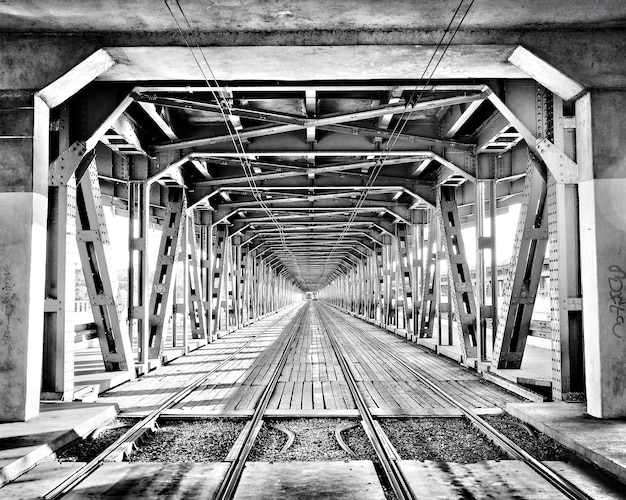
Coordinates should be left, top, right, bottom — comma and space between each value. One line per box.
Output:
375, 245, 384, 323
43, 105, 76, 401
492, 155, 548, 369
241, 244, 250, 325
186, 212, 207, 342
549, 96, 584, 401
439, 186, 478, 361
382, 235, 393, 327
128, 175, 150, 372
76, 159, 135, 374
475, 175, 490, 363
412, 218, 426, 341
179, 208, 189, 349
489, 177, 499, 343
147, 188, 185, 359
211, 225, 228, 334
232, 235, 243, 329
226, 238, 237, 329
419, 212, 439, 339
199, 211, 213, 340
396, 223, 415, 339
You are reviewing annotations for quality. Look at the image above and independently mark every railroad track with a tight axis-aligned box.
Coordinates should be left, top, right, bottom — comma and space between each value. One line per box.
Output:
217, 301, 417, 500
42, 305, 305, 500
316, 306, 416, 500
40, 301, 596, 499
318, 302, 594, 500
213, 304, 308, 500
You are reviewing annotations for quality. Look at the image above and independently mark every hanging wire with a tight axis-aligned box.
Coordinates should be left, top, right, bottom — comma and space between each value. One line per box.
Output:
162, 0, 305, 287
319, 0, 476, 287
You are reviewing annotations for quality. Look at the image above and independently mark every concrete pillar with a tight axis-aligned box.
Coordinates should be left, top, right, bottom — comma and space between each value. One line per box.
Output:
577, 90, 626, 418
0, 93, 49, 421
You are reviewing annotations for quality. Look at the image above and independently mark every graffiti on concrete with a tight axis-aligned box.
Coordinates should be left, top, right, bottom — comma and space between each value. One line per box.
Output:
608, 264, 626, 338
1, 265, 16, 356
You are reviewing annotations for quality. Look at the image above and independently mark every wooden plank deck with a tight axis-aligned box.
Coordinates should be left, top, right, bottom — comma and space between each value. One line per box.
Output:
321, 304, 524, 412
99, 307, 301, 413
100, 302, 526, 417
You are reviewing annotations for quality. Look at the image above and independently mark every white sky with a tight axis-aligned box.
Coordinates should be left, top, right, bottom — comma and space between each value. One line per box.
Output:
102, 203, 522, 276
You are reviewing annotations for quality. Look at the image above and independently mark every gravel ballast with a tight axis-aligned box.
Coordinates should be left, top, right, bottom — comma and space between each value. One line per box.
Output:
57, 418, 134, 462
128, 418, 245, 462
249, 418, 376, 462
484, 413, 583, 463
380, 417, 507, 463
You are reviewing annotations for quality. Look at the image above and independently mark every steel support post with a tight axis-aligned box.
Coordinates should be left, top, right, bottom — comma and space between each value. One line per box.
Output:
475, 177, 489, 363
489, 178, 498, 345
492, 83, 550, 370
382, 235, 393, 327
241, 244, 250, 325
128, 177, 150, 372
492, 155, 548, 369
227, 238, 237, 329
43, 105, 76, 401
147, 187, 185, 359
396, 223, 415, 340
375, 244, 384, 323
251, 253, 259, 320
179, 208, 189, 349
211, 225, 228, 334
366, 251, 375, 320
186, 213, 207, 342
420, 211, 440, 339
232, 235, 243, 329
548, 96, 584, 401
199, 211, 213, 341
412, 219, 426, 342
76, 159, 135, 374
439, 186, 478, 361
391, 236, 400, 329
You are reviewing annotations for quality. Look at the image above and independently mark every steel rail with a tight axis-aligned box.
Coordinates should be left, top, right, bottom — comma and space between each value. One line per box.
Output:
43, 305, 300, 500
323, 304, 594, 500
315, 305, 416, 500
214, 304, 309, 500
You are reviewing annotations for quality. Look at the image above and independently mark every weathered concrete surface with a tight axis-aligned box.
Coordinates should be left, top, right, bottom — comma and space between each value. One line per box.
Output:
577, 90, 626, 418
1, 1, 625, 32
0, 193, 48, 422
234, 461, 385, 499
1, 30, 626, 91
102, 45, 527, 82
507, 402, 626, 485
400, 458, 625, 499
399, 460, 568, 499
0, 95, 49, 422
0, 401, 118, 487
0, 461, 83, 499
64, 462, 230, 499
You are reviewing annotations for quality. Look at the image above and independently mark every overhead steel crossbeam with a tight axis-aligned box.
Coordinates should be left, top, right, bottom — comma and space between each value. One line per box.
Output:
135, 91, 487, 152
213, 204, 412, 225
174, 152, 472, 190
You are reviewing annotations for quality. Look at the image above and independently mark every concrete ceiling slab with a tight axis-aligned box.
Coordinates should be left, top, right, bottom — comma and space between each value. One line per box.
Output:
100, 45, 528, 81
1, 0, 625, 32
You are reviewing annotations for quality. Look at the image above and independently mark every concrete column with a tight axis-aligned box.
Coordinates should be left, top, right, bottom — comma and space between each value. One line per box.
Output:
0, 92, 49, 421
578, 90, 626, 418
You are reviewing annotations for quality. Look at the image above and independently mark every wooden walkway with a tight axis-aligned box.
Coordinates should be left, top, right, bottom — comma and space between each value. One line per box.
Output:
102, 302, 525, 417
100, 307, 300, 414
323, 305, 522, 415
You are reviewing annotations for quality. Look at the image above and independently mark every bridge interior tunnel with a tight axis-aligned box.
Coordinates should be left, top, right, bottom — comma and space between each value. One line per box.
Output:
1, 1, 625, 424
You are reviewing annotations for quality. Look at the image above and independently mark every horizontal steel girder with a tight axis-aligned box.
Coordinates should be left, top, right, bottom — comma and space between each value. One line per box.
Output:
147, 92, 487, 151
